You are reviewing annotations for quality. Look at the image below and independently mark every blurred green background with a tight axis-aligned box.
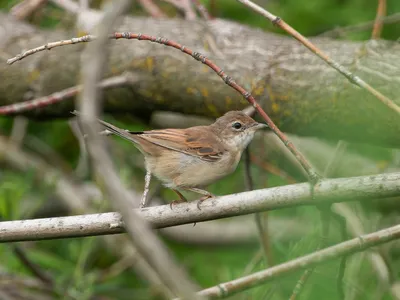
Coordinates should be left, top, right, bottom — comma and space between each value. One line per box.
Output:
1, 0, 399, 299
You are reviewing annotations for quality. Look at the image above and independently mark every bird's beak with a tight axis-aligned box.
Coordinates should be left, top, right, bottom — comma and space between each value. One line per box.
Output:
251, 123, 268, 130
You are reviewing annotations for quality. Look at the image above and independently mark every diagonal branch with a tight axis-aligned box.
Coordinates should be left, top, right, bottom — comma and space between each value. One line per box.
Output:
237, 0, 400, 116
196, 222, 400, 299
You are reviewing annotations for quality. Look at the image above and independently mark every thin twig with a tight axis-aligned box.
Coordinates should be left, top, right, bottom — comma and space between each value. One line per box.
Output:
49, 0, 79, 13
372, 0, 387, 39
191, 0, 212, 19
236, 0, 400, 116
244, 148, 273, 265
10, 0, 47, 20
243, 147, 254, 191
196, 223, 400, 299
319, 12, 400, 38
138, 0, 167, 18
164, 0, 197, 20
12, 245, 54, 286
250, 153, 296, 184
9, 116, 28, 147
7, 33, 319, 182
0, 74, 134, 115
69, 118, 90, 178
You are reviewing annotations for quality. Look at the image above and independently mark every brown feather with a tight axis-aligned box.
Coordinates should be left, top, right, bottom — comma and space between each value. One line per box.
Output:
131, 127, 225, 162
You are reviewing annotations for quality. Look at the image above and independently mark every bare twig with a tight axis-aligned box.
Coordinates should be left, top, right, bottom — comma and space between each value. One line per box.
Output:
250, 153, 296, 184
164, 0, 197, 20
243, 147, 254, 191
68, 118, 90, 177
49, 0, 79, 13
192, 0, 211, 20
2, 171, 400, 242
372, 0, 387, 39
236, 0, 400, 116
7, 33, 319, 182
244, 148, 274, 267
0, 74, 134, 115
9, 116, 28, 147
138, 0, 167, 18
196, 223, 400, 299
12, 245, 53, 286
320, 12, 400, 38
77, 1, 200, 298
10, 0, 47, 20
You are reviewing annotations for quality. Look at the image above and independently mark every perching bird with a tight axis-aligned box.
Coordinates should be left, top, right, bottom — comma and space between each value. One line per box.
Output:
73, 111, 267, 208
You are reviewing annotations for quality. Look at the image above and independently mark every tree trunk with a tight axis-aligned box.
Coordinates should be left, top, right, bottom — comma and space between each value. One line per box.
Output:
1, 13, 399, 147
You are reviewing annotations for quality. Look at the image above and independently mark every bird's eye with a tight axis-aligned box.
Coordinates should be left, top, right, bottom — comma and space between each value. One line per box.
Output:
232, 122, 242, 130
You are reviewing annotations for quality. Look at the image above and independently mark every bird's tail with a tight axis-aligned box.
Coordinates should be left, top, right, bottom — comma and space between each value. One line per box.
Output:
71, 110, 141, 145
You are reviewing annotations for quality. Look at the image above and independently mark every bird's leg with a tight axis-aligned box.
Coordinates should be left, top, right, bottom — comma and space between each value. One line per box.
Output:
140, 170, 152, 208
170, 189, 188, 209
182, 187, 214, 210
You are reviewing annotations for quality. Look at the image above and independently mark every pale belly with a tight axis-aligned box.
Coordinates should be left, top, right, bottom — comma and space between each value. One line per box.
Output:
145, 151, 240, 188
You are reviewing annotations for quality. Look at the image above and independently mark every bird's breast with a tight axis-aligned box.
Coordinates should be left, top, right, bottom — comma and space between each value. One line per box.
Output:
145, 150, 241, 188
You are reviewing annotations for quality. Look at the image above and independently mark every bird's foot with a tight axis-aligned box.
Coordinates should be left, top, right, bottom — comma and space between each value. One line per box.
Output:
169, 199, 186, 210
196, 194, 214, 210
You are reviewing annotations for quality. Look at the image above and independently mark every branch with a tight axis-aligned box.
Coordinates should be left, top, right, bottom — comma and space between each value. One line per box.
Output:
0, 74, 136, 115
1, 171, 400, 242
237, 0, 400, 115
320, 12, 400, 38
371, 0, 387, 39
196, 222, 400, 298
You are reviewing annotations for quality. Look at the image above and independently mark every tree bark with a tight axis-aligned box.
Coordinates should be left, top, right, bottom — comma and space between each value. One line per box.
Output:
1, 13, 399, 146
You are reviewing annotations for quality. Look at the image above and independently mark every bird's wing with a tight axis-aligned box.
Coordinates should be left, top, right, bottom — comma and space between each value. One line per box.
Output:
132, 127, 225, 162
71, 110, 224, 162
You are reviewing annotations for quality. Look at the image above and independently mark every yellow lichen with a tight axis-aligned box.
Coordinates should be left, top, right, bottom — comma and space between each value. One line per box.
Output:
154, 94, 164, 103
201, 88, 209, 98
225, 96, 233, 108
272, 103, 280, 113
28, 69, 40, 83
186, 87, 197, 95
146, 57, 154, 72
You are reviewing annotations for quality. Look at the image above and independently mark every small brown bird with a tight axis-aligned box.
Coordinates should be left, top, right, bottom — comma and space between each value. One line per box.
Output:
74, 111, 267, 208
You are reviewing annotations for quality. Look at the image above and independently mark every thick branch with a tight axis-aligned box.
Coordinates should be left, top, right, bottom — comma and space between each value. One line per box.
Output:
1, 171, 400, 242
0, 13, 399, 146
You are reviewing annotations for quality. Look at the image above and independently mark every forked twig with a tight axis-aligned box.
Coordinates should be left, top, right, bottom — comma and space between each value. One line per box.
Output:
236, 0, 400, 116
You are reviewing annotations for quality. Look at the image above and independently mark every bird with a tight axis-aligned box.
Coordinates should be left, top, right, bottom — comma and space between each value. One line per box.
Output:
72, 110, 267, 208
